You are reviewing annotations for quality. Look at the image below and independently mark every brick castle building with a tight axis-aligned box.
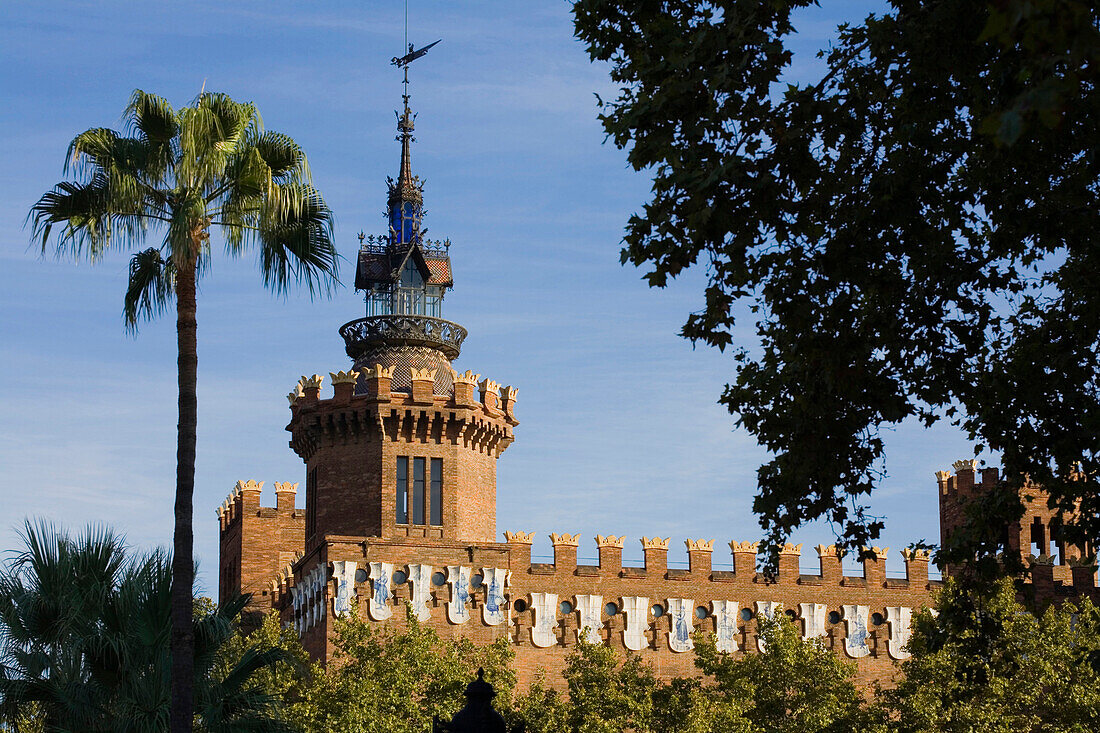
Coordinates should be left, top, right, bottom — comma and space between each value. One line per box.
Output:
217, 65, 1098, 688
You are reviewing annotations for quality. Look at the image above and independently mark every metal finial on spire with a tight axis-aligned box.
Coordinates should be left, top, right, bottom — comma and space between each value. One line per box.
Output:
387, 31, 440, 208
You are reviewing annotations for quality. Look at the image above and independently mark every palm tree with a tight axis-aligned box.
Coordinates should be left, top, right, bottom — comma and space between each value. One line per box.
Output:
0, 521, 297, 733
28, 90, 338, 733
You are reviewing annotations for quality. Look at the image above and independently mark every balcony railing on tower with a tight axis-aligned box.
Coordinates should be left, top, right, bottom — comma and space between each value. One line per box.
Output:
340, 315, 467, 360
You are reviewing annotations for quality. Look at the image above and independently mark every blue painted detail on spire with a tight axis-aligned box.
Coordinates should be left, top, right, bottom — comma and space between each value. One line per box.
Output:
390, 199, 421, 244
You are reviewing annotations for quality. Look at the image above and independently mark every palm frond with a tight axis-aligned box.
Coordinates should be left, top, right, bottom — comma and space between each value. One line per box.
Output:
178, 93, 258, 193
124, 248, 175, 333
125, 90, 179, 185
65, 128, 124, 176
255, 184, 339, 297
252, 132, 308, 183
34, 123, 171, 265
29, 174, 147, 261
66, 129, 158, 205
126, 90, 178, 146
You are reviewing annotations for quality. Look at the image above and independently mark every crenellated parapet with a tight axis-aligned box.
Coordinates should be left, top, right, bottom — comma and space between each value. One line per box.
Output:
217, 480, 263, 529
217, 479, 303, 531
217, 479, 306, 618
507, 535, 943, 588
275, 534, 948, 668
267, 528, 1098, 674
286, 367, 518, 463
936, 460, 999, 498
937, 460, 1095, 590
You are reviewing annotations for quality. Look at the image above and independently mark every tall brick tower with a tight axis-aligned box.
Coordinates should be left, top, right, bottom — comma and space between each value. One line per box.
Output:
287, 74, 518, 553
218, 54, 518, 631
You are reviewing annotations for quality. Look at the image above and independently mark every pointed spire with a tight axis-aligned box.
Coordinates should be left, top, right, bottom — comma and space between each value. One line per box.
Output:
388, 60, 423, 207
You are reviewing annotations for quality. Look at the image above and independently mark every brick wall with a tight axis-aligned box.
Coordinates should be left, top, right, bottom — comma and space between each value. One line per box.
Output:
217, 480, 305, 615
225, 371, 1100, 690
287, 369, 515, 546
938, 460, 1094, 586
277, 536, 941, 689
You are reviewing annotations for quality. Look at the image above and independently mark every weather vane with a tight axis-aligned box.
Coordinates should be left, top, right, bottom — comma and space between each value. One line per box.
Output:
390, 0, 441, 115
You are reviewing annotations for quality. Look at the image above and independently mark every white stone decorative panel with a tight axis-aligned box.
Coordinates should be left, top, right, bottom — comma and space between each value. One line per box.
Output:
368, 561, 394, 621
575, 594, 603, 644
755, 600, 781, 652
712, 600, 740, 652
886, 606, 912, 660
312, 566, 325, 628
298, 584, 307, 632
290, 585, 302, 635
305, 568, 317, 630
406, 563, 433, 622
667, 598, 694, 653
842, 604, 871, 658
481, 567, 510, 626
621, 596, 650, 651
446, 565, 472, 624
332, 561, 357, 618
799, 602, 828, 640
530, 592, 558, 648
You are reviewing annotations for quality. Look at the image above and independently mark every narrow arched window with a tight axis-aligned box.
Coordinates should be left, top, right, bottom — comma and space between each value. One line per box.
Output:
396, 457, 408, 524
430, 458, 442, 526
412, 457, 426, 524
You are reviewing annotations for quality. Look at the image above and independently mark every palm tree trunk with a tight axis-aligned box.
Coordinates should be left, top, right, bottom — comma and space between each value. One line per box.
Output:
170, 254, 198, 733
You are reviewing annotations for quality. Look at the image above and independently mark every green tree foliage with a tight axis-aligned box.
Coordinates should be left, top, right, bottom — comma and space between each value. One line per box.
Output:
530, 638, 658, 733
212, 611, 315, 720
518, 614, 868, 733
884, 578, 1100, 733
0, 522, 294, 733
572, 0, 1100, 568
29, 90, 338, 733
290, 607, 516, 733
695, 612, 873, 733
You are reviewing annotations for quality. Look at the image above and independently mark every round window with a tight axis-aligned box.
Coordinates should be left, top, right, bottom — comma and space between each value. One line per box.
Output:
513, 598, 528, 613
828, 611, 842, 625
740, 608, 753, 622
392, 570, 407, 585
354, 568, 368, 583
559, 600, 574, 615
695, 606, 708, 619
871, 612, 885, 626
785, 609, 797, 621
470, 574, 484, 588
651, 604, 665, 618
431, 572, 446, 587
604, 602, 619, 616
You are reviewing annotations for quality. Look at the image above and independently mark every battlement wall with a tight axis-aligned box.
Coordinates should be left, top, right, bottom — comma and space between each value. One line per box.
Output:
286, 370, 517, 464
937, 460, 1094, 583
216, 479, 305, 610
217, 480, 303, 531
268, 533, 945, 686
507, 533, 933, 587
936, 459, 1000, 498
286, 369, 517, 545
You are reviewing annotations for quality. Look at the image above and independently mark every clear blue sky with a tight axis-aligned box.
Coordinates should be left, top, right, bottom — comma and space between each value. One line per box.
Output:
0, 1, 973, 592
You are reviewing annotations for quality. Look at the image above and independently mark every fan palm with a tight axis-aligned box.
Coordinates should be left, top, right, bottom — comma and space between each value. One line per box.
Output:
0, 521, 296, 733
28, 90, 338, 733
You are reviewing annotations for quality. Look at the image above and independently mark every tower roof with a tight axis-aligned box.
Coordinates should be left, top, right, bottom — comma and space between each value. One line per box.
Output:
354, 237, 452, 290
356, 39, 451, 292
